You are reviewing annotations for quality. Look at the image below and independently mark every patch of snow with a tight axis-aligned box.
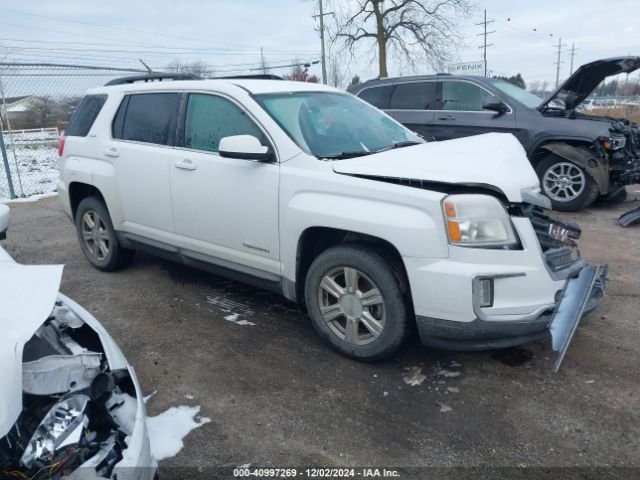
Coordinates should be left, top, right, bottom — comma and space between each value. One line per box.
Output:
225, 313, 239, 322
146, 405, 211, 461
184, 394, 194, 400
585, 380, 595, 384
447, 387, 459, 393
0, 144, 59, 200
437, 402, 452, 413
437, 368, 462, 378
402, 367, 426, 386
3, 192, 58, 203
235, 319, 256, 326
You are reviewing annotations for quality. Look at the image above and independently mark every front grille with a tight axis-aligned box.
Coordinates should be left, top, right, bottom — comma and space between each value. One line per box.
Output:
510, 204, 583, 277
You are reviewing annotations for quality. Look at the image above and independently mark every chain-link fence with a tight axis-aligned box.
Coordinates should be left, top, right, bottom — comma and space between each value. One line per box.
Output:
0, 63, 147, 199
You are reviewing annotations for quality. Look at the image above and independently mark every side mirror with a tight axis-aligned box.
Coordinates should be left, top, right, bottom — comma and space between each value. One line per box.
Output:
547, 98, 567, 111
483, 96, 509, 114
219, 135, 274, 162
0, 204, 10, 240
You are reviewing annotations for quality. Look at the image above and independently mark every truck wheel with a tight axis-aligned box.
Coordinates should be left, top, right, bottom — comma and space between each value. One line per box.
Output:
536, 155, 599, 211
304, 244, 410, 361
75, 197, 134, 271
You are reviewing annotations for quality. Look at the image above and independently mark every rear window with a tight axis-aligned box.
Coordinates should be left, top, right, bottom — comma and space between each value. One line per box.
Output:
65, 94, 107, 137
112, 93, 180, 146
389, 82, 437, 110
357, 85, 394, 109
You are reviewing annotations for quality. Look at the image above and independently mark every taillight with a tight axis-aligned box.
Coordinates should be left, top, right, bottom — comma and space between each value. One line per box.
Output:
58, 136, 66, 157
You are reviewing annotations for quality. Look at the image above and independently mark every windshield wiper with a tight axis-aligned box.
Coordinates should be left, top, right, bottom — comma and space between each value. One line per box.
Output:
321, 151, 374, 160
391, 140, 422, 149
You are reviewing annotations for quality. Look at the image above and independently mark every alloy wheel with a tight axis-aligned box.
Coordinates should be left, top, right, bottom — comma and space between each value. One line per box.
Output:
542, 162, 586, 202
81, 210, 110, 261
317, 266, 386, 346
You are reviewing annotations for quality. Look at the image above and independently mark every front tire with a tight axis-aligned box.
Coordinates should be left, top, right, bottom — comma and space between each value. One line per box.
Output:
304, 244, 410, 361
75, 197, 135, 271
536, 155, 599, 211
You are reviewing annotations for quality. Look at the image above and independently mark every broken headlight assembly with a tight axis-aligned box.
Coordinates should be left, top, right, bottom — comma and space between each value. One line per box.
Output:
0, 301, 140, 479
602, 134, 627, 151
442, 194, 518, 249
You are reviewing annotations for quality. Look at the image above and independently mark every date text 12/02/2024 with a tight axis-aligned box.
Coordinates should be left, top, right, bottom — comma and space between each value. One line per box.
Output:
233, 468, 401, 478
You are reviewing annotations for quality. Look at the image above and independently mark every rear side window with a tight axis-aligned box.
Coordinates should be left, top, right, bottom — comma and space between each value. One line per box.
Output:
112, 93, 180, 146
66, 94, 107, 137
357, 85, 393, 109
389, 82, 437, 110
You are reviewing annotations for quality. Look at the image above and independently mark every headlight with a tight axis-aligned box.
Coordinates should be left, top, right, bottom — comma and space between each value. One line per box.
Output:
21, 395, 89, 468
603, 135, 626, 150
443, 194, 518, 248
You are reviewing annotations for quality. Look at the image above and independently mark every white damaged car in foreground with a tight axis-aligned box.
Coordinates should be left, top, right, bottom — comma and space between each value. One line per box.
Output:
0, 205, 156, 479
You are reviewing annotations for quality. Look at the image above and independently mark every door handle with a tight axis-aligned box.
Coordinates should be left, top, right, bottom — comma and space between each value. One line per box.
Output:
104, 148, 119, 158
438, 115, 456, 121
174, 159, 197, 171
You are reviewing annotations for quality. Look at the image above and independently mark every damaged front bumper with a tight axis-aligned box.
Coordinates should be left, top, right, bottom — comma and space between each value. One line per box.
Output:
412, 208, 607, 370
549, 264, 607, 371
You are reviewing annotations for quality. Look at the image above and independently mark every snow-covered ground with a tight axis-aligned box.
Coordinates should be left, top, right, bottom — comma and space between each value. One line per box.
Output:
0, 143, 59, 200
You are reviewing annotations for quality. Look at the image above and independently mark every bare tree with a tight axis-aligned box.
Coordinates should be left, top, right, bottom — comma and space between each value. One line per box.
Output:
28, 96, 58, 128
166, 59, 210, 77
328, 52, 346, 88
329, 0, 475, 78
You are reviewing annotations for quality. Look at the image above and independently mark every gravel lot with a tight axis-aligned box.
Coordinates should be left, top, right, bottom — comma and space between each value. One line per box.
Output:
2, 192, 640, 478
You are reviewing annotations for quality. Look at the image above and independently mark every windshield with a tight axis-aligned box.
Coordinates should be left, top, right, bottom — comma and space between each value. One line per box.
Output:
487, 79, 543, 109
255, 91, 422, 158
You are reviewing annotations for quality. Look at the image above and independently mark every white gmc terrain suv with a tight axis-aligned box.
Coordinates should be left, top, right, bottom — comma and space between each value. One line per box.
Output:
58, 73, 606, 369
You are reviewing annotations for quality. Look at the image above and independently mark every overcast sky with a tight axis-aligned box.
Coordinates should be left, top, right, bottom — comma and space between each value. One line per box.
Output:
0, 0, 639, 89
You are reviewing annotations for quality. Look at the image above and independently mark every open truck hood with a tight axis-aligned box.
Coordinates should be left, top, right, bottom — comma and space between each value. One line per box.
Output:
0, 261, 63, 438
332, 132, 539, 202
539, 56, 640, 112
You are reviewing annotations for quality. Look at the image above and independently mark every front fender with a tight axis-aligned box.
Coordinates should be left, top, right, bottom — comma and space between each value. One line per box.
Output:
538, 143, 609, 194
280, 191, 449, 281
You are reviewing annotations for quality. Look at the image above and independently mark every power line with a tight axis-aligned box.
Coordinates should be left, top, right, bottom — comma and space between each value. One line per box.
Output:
0, 6, 266, 51
476, 10, 495, 76
0, 36, 317, 55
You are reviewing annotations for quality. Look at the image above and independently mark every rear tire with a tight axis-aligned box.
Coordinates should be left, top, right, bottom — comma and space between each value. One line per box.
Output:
75, 197, 134, 271
536, 155, 599, 211
304, 244, 411, 361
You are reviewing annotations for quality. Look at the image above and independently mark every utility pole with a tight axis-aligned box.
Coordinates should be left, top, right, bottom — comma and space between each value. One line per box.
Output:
554, 37, 567, 88
476, 9, 495, 77
312, 0, 333, 85
568, 42, 579, 74
260, 47, 267, 74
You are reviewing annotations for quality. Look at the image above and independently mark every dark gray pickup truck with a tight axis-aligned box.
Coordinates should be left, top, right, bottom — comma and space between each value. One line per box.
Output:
349, 57, 640, 211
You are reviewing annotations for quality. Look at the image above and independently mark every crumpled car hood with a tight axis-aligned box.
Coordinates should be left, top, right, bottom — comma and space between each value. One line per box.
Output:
540, 56, 640, 111
332, 132, 539, 202
0, 262, 63, 438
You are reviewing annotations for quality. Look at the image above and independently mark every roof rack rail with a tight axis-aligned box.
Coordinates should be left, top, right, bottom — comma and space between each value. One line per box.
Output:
104, 73, 201, 86
214, 74, 283, 80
